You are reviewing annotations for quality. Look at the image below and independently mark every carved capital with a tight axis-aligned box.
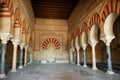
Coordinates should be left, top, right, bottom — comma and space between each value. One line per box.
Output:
20, 42, 25, 49
12, 39, 20, 48
0, 33, 13, 44
89, 41, 98, 47
82, 44, 87, 50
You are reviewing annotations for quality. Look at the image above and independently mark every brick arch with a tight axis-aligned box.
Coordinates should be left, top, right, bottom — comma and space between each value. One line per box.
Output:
71, 32, 74, 39
29, 36, 32, 47
21, 19, 27, 34
76, 28, 81, 36
88, 13, 100, 29
42, 38, 60, 49
73, 31, 77, 39
81, 22, 88, 33
81, 31, 88, 45
0, 0, 13, 17
14, 7, 21, 28
100, 0, 120, 23
14, 7, 21, 22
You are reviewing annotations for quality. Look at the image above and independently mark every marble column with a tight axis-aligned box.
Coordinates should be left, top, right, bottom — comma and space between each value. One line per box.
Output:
0, 37, 8, 78
105, 40, 114, 74
24, 45, 28, 66
90, 41, 98, 70
82, 44, 87, 67
18, 43, 25, 69
11, 40, 19, 72
28, 47, 33, 64
27, 49, 31, 65
69, 48, 73, 64
76, 46, 80, 65
72, 49, 76, 64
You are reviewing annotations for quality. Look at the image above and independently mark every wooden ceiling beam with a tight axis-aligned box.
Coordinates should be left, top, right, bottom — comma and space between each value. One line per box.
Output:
35, 13, 70, 15
34, 9, 71, 12
32, 0, 77, 4
33, 4, 73, 9
35, 16, 67, 19
31, 0, 79, 19
33, 7, 72, 11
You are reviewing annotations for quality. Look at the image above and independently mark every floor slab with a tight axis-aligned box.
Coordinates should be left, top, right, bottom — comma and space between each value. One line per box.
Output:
1, 64, 120, 80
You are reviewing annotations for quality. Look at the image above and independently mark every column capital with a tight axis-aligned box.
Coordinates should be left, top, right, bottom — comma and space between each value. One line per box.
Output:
0, 36, 9, 44
11, 39, 20, 47
89, 41, 98, 47
105, 40, 111, 46
0, 33, 13, 44
101, 36, 115, 46
75, 45, 80, 50
82, 44, 87, 50
102, 39, 111, 46
20, 42, 25, 49
71, 47, 75, 51
25, 45, 29, 49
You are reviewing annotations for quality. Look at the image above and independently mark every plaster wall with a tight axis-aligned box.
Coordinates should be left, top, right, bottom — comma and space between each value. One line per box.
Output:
0, 18, 11, 33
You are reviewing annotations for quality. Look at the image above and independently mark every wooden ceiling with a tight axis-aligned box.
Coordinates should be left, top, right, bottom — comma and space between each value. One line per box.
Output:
31, 0, 79, 19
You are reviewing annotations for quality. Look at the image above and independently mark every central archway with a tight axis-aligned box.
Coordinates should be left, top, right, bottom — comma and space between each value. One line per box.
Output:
42, 38, 60, 63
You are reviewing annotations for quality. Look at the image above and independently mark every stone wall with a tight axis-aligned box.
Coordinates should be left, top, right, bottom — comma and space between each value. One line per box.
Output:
33, 18, 69, 63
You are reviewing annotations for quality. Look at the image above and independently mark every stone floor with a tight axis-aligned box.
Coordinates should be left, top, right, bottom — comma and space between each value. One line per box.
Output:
1, 64, 120, 80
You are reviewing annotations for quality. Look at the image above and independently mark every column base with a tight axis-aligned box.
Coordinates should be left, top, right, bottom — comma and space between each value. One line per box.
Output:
83, 65, 87, 67
77, 64, 80, 66
27, 63, 30, 65
106, 71, 115, 74
72, 63, 75, 64
18, 66, 23, 69
11, 69, 16, 72
0, 73, 6, 78
28, 62, 31, 65
92, 67, 98, 70
24, 64, 27, 67
69, 62, 73, 64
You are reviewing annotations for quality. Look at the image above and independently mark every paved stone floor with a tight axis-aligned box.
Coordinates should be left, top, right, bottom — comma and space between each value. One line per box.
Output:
2, 64, 120, 80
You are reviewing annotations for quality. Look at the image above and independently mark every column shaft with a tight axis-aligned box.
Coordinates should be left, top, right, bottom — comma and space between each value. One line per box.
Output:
106, 45, 113, 71
18, 48, 23, 68
24, 46, 28, 66
76, 48, 80, 65
105, 39, 114, 74
0, 44, 7, 74
72, 51, 75, 64
69, 48, 73, 64
11, 45, 18, 72
83, 49, 87, 67
91, 45, 97, 70
0, 44, 7, 78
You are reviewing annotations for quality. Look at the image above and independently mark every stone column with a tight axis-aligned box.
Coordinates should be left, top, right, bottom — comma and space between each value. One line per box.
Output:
18, 43, 25, 69
24, 45, 28, 66
105, 40, 114, 74
82, 44, 87, 67
69, 48, 73, 64
76, 46, 80, 65
27, 51, 30, 65
27, 47, 31, 65
0, 36, 8, 78
72, 48, 76, 64
90, 41, 98, 70
11, 40, 19, 72
28, 47, 33, 64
